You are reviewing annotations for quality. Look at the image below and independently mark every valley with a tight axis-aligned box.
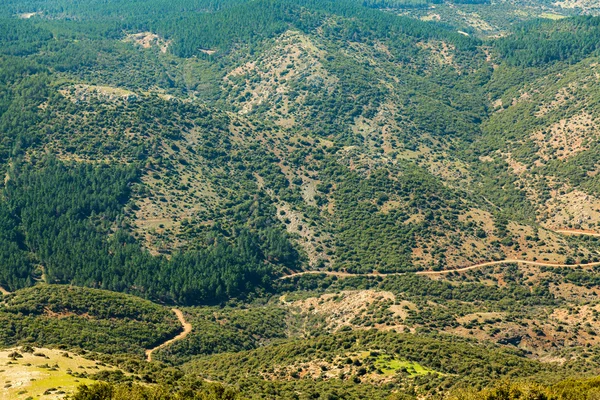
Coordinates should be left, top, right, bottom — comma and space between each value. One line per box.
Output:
1, 0, 600, 398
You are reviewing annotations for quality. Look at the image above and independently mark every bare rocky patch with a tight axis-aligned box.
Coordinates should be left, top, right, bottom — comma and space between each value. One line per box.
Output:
416, 40, 458, 69
532, 112, 598, 161
59, 84, 138, 103
124, 32, 170, 53
274, 201, 332, 268
540, 188, 600, 232
223, 30, 337, 122
553, 0, 600, 10
17, 12, 40, 19
284, 290, 410, 332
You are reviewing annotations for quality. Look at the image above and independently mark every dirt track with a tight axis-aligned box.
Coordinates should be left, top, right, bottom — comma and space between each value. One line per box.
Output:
146, 308, 192, 362
554, 228, 600, 237
0, 283, 192, 361
278, 230, 600, 280
277, 258, 600, 280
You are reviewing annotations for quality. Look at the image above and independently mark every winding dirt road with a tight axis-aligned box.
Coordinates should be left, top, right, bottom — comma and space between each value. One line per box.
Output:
278, 258, 600, 280
146, 308, 192, 362
278, 229, 600, 280
0, 283, 191, 361
418, 258, 600, 275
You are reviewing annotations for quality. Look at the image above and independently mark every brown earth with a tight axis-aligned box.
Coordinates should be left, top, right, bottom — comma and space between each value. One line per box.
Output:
146, 309, 192, 362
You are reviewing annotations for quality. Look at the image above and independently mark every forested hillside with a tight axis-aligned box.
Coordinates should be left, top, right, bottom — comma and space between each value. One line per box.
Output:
0, 285, 180, 354
1, 0, 600, 398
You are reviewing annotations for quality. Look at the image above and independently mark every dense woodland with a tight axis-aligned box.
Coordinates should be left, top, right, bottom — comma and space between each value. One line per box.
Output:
1, 0, 600, 398
0, 157, 293, 304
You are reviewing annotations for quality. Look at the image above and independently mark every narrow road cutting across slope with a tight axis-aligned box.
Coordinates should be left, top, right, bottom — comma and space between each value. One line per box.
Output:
278, 229, 600, 280
554, 229, 600, 237
278, 258, 600, 280
146, 308, 192, 362
418, 258, 600, 275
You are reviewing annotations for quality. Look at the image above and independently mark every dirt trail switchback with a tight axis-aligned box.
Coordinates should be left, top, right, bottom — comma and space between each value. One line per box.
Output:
146, 308, 192, 362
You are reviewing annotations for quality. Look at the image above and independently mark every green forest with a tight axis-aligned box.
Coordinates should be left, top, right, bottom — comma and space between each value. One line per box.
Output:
1, 0, 600, 398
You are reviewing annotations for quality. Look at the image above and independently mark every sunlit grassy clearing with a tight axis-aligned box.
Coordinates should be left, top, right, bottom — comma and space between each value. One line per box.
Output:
374, 355, 438, 376
0, 348, 116, 399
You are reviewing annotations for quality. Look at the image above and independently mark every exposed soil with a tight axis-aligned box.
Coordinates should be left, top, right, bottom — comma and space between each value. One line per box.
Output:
145, 309, 192, 362
532, 112, 597, 161
124, 32, 170, 53
279, 229, 600, 280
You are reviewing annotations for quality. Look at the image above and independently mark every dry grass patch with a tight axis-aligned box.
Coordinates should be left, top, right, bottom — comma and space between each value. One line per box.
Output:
0, 348, 118, 400
541, 188, 600, 231
550, 282, 600, 302
532, 112, 598, 161
223, 30, 336, 120
456, 312, 506, 325
285, 290, 408, 332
